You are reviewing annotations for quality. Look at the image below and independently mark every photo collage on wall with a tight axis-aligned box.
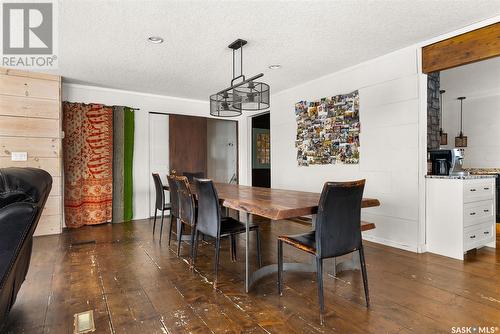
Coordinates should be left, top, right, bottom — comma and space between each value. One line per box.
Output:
295, 90, 360, 166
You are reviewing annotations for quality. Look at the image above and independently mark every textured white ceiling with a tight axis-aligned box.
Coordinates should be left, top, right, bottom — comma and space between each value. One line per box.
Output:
52, 0, 500, 101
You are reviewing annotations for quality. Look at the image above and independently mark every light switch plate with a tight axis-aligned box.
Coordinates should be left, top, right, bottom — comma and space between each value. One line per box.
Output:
11, 152, 28, 161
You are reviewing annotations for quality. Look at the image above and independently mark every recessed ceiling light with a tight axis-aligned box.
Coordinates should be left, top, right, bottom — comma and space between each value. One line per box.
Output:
147, 36, 164, 44
268, 64, 281, 69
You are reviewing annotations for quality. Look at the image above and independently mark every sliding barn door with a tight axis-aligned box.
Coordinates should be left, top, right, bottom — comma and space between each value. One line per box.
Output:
169, 115, 207, 176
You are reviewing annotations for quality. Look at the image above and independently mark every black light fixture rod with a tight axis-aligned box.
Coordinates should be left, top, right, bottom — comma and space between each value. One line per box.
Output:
232, 48, 235, 79
216, 73, 264, 95
460, 101, 463, 135
457, 96, 466, 136
228, 39, 247, 79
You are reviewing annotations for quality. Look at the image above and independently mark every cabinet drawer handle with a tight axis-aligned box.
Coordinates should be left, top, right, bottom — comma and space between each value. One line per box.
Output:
484, 231, 490, 235
470, 235, 476, 239
484, 209, 489, 213
484, 187, 490, 190
469, 212, 476, 216
470, 189, 477, 192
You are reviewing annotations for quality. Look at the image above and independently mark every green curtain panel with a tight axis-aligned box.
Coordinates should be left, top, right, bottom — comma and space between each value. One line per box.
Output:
112, 106, 135, 223
123, 107, 135, 221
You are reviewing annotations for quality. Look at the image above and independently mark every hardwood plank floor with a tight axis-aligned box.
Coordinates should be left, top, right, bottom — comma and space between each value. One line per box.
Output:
2, 218, 499, 333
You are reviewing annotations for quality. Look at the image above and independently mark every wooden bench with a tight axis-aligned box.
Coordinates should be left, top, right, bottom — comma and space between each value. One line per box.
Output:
289, 216, 375, 231
361, 220, 375, 231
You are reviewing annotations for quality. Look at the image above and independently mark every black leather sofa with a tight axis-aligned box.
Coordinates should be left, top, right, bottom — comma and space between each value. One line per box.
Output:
0, 167, 52, 327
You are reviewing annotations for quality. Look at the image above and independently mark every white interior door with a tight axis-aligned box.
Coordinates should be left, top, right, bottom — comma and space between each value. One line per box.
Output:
149, 113, 169, 217
207, 119, 238, 183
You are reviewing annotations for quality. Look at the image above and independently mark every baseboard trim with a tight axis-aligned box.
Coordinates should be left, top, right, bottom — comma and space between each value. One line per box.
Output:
362, 235, 418, 253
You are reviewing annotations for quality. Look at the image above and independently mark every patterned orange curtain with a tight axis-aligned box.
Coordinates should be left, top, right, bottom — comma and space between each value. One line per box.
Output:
63, 102, 113, 228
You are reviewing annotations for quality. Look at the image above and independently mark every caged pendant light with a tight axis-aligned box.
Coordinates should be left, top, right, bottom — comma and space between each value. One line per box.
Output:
455, 97, 467, 148
439, 90, 448, 145
210, 39, 270, 117
209, 91, 242, 117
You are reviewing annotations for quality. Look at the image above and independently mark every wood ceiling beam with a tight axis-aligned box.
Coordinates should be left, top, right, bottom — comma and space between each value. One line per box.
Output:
422, 22, 500, 73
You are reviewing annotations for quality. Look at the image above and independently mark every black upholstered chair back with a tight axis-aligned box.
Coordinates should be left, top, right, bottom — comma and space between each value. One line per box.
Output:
166, 175, 180, 218
0, 167, 52, 326
0, 167, 52, 210
176, 176, 196, 227
194, 178, 220, 238
183, 172, 205, 183
315, 180, 365, 259
152, 173, 165, 211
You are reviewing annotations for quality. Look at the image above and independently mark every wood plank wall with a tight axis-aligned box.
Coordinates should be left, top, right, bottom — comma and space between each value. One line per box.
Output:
0, 68, 62, 236
422, 22, 500, 73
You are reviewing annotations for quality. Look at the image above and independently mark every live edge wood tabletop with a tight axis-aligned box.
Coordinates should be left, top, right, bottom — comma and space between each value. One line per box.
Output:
212, 182, 380, 221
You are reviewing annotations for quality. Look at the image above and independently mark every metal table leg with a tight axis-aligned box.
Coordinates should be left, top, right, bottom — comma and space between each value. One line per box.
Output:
245, 213, 318, 292
242, 212, 359, 292
334, 250, 361, 273
245, 212, 251, 293
249, 262, 316, 288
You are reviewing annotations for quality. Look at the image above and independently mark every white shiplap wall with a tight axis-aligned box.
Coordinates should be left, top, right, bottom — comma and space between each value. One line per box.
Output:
270, 46, 421, 251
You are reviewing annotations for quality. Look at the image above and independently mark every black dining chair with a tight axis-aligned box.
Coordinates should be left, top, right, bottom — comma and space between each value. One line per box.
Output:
277, 180, 369, 325
176, 176, 197, 259
152, 173, 172, 240
193, 178, 262, 288
183, 171, 205, 183
166, 174, 181, 246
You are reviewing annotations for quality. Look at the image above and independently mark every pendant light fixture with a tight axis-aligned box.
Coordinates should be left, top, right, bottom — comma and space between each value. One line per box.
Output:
439, 89, 448, 145
209, 91, 242, 117
210, 39, 270, 117
455, 96, 467, 147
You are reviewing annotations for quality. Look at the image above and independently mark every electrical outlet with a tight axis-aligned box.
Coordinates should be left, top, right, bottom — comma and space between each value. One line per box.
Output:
11, 152, 28, 161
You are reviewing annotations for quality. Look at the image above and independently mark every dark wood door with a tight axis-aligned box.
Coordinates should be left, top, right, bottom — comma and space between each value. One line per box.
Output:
169, 115, 207, 176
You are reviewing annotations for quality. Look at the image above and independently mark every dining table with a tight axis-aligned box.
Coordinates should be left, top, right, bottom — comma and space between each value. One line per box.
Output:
193, 182, 381, 293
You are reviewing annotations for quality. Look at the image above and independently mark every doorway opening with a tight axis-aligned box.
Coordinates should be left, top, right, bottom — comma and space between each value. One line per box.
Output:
251, 112, 270, 188
148, 112, 239, 216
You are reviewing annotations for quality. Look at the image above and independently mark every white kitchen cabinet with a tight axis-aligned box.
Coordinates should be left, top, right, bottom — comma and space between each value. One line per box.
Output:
426, 176, 496, 260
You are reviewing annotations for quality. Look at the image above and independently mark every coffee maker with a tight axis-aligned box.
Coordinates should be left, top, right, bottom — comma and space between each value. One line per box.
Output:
429, 149, 468, 176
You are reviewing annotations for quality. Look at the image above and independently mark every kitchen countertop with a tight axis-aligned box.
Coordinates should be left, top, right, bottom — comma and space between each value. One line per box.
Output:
425, 174, 497, 180
463, 168, 500, 175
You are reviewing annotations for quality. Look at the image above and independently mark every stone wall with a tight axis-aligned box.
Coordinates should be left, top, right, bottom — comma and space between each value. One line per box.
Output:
427, 72, 440, 150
